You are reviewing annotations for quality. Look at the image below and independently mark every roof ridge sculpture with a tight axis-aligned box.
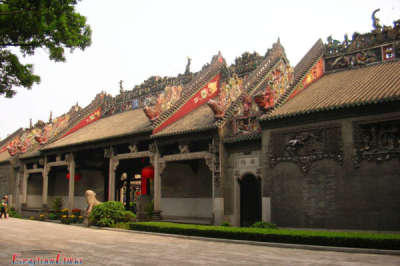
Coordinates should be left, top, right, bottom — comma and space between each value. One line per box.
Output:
0, 128, 23, 153
259, 39, 324, 121
214, 39, 289, 127
146, 52, 226, 130
324, 9, 400, 72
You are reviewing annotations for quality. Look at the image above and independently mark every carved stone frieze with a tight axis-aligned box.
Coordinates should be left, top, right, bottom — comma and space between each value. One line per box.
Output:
268, 125, 343, 174
353, 118, 400, 168
104, 147, 112, 158
128, 144, 138, 153
111, 158, 119, 172
178, 144, 190, 154
159, 161, 166, 174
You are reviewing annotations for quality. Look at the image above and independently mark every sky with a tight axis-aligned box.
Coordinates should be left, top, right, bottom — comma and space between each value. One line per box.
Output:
0, 0, 399, 139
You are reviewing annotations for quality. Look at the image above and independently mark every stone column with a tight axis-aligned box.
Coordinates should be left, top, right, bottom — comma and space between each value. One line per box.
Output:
153, 152, 161, 211
42, 165, 49, 210
15, 169, 22, 212
208, 135, 224, 225
108, 158, 119, 201
22, 165, 29, 206
67, 153, 75, 214
261, 130, 272, 223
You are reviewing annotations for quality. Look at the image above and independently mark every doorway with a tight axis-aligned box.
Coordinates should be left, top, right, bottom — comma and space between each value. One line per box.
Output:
240, 174, 261, 227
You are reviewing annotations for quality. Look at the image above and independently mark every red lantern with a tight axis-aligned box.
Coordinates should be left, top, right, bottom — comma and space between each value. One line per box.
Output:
141, 165, 154, 179
141, 165, 154, 195
66, 173, 82, 181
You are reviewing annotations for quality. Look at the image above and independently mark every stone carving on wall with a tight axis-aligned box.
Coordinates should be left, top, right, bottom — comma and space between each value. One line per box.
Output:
268, 125, 343, 174
353, 119, 400, 168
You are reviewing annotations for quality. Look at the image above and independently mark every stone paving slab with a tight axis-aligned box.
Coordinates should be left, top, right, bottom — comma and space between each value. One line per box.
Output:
0, 218, 399, 266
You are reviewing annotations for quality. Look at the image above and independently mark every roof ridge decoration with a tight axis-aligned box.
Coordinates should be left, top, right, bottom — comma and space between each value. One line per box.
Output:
211, 40, 291, 128
324, 9, 400, 72
146, 53, 226, 134
102, 59, 194, 119
0, 128, 23, 153
259, 39, 325, 121
3, 111, 75, 156
0, 92, 108, 157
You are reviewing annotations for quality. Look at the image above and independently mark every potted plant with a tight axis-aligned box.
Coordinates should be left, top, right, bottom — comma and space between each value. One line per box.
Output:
72, 208, 81, 216
39, 213, 46, 221
61, 215, 70, 224
69, 214, 77, 223
77, 215, 84, 223
52, 197, 63, 219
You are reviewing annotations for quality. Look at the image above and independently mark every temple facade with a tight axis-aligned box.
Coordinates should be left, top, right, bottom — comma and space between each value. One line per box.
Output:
0, 11, 399, 230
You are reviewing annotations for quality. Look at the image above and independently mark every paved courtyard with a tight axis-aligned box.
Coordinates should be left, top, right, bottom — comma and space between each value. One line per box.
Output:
0, 218, 399, 266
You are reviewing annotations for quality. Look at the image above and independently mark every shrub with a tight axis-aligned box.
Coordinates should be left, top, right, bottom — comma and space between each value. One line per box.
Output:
89, 201, 136, 227
221, 222, 231, 227
7, 207, 21, 218
52, 197, 63, 213
112, 222, 130, 230
129, 222, 400, 250
97, 217, 114, 227
48, 213, 57, 220
144, 200, 154, 218
122, 210, 136, 222
251, 221, 277, 229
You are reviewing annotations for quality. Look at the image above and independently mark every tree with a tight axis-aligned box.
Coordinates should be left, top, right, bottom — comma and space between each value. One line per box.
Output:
0, 0, 92, 97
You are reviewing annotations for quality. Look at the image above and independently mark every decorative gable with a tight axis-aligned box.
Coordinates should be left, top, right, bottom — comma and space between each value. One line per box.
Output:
254, 59, 294, 111
288, 57, 324, 100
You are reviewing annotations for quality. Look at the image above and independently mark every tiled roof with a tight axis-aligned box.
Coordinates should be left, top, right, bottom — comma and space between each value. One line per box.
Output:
19, 149, 41, 159
42, 108, 152, 150
224, 131, 261, 144
263, 60, 400, 120
152, 104, 216, 138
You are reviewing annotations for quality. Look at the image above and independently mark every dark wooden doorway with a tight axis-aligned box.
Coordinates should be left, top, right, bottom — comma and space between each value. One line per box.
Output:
240, 174, 261, 227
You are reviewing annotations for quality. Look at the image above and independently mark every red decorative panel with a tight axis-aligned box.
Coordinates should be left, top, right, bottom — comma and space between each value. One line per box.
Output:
289, 57, 324, 99
62, 107, 101, 138
153, 74, 220, 134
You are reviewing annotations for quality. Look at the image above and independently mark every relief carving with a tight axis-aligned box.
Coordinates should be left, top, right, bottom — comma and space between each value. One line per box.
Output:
353, 119, 400, 167
268, 125, 343, 174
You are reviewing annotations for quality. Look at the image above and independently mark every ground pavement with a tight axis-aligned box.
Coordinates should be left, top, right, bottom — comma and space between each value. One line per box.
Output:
0, 218, 399, 266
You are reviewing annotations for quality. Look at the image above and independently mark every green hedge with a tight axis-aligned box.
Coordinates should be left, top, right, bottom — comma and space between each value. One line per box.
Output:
89, 201, 136, 227
129, 222, 400, 250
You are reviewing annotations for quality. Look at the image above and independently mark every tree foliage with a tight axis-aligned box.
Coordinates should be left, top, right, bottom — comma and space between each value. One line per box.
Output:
0, 0, 92, 97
